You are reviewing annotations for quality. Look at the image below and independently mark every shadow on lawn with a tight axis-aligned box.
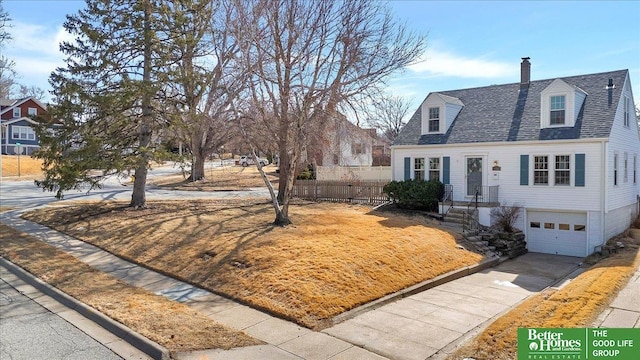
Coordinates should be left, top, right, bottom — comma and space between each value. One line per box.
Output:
22, 200, 280, 288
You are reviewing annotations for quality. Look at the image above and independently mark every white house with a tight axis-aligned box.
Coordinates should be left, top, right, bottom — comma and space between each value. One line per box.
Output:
314, 114, 375, 167
391, 58, 640, 257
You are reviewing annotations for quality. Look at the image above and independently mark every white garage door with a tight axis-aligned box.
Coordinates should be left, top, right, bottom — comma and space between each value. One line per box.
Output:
527, 211, 587, 257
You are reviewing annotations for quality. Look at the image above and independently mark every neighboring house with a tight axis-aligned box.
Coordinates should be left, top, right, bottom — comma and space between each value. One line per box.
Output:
1, 97, 49, 155
314, 114, 376, 167
392, 58, 640, 257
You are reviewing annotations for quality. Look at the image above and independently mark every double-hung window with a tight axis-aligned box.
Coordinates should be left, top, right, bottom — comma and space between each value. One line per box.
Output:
624, 153, 628, 182
550, 95, 565, 125
428, 107, 440, 132
13, 108, 21, 118
11, 126, 35, 140
429, 158, 440, 181
614, 153, 618, 186
634, 155, 637, 184
554, 155, 570, 185
414, 158, 425, 181
28, 107, 37, 116
534, 156, 549, 185
623, 97, 630, 127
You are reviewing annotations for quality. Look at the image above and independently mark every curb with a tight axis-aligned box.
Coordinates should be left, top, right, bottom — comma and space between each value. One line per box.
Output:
0, 257, 171, 360
332, 255, 500, 325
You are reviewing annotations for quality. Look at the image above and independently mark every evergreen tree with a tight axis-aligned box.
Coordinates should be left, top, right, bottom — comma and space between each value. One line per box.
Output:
36, 0, 167, 207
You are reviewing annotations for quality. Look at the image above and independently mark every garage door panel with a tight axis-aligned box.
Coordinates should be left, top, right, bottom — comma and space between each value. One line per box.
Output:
527, 211, 587, 257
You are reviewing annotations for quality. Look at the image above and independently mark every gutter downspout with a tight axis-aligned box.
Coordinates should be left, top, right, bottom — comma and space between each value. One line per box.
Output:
390, 147, 395, 181
599, 139, 608, 253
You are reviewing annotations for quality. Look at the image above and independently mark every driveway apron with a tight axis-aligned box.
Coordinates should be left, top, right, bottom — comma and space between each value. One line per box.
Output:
324, 253, 582, 360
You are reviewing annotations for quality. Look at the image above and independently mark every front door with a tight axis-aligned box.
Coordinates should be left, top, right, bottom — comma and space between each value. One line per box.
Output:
466, 157, 483, 196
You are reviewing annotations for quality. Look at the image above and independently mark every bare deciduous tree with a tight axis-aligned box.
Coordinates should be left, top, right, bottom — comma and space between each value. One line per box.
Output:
365, 95, 413, 143
158, 0, 238, 181
231, 0, 425, 225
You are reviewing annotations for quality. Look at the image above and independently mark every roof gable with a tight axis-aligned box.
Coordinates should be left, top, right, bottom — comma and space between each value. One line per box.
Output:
0, 97, 48, 116
394, 69, 629, 146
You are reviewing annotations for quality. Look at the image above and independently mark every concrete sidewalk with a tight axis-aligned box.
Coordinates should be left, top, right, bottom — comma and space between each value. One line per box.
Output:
593, 265, 640, 328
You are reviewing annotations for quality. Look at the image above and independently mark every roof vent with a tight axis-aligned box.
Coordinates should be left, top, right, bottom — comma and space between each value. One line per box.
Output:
606, 78, 615, 89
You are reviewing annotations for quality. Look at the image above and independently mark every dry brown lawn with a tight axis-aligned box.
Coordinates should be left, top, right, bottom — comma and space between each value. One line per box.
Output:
0, 224, 261, 353
23, 200, 483, 329
449, 229, 640, 360
1, 154, 43, 178
150, 165, 278, 191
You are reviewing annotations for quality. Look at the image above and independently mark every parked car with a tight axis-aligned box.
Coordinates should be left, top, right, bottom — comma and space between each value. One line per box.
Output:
239, 155, 269, 167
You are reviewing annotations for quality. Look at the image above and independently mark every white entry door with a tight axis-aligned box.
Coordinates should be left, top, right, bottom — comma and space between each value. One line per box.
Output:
527, 211, 587, 257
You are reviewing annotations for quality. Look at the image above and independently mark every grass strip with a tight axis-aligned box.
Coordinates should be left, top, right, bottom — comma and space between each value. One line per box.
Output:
23, 200, 483, 329
0, 224, 261, 353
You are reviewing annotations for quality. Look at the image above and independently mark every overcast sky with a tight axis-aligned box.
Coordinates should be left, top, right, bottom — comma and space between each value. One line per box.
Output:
3, 0, 640, 113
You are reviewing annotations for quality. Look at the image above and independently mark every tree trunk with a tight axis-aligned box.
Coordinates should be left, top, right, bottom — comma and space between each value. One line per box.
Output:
274, 207, 291, 226
129, 0, 152, 209
277, 145, 288, 203
191, 151, 205, 181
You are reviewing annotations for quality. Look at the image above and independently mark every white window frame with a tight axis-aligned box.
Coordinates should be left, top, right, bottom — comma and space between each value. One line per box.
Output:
554, 155, 571, 186
429, 157, 440, 181
11, 125, 35, 140
428, 107, 440, 133
28, 107, 37, 116
624, 153, 628, 183
623, 96, 630, 127
533, 155, 549, 185
549, 95, 566, 125
613, 152, 618, 186
351, 143, 365, 155
414, 158, 425, 181
12, 108, 21, 118
634, 155, 637, 184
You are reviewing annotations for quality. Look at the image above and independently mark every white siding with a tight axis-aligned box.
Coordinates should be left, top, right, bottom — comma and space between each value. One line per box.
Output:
587, 211, 602, 252
604, 202, 638, 242
574, 90, 586, 118
445, 102, 463, 133
392, 141, 603, 212
606, 73, 640, 213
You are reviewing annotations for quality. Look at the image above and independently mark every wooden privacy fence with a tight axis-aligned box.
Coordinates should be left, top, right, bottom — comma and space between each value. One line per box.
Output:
292, 180, 390, 204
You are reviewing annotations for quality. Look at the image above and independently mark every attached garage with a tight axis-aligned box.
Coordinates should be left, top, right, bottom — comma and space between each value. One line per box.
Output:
526, 211, 588, 257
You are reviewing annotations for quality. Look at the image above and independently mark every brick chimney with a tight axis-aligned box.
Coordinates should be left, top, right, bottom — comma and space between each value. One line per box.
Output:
520, 57, 531, 89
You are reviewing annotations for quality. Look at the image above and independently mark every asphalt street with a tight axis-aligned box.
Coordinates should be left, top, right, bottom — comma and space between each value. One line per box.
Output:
0, 273, 124, 360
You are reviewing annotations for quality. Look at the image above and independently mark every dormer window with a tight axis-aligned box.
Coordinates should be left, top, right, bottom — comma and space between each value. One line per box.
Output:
550, 95, 565, 125
428, 107, 440, 132
540, 79, 586, 129
420, 93, 463, 135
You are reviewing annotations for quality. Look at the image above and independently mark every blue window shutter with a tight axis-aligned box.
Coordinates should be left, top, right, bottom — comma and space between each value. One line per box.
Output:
520, 155, 529, 185
443, 156, 450, 184
404, 157, 411, 180
575, 154, 585, 187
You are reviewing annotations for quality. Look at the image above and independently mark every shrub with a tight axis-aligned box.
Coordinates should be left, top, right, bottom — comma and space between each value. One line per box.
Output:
490, 203, 523, 233
296, 165, 315, 180
383, 179, 444, 211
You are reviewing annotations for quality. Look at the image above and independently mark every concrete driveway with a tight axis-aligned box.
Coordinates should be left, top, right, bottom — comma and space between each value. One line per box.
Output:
324, 252, 583, 360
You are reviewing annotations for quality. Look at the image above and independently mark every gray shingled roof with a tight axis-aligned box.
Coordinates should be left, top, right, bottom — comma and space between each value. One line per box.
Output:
394, 69, 628, 146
